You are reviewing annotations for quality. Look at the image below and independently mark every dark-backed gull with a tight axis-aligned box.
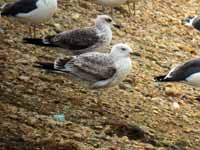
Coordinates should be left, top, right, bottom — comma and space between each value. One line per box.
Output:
155, 58, 200, 87
183, 15, 200, 31
1, 0, 57, 37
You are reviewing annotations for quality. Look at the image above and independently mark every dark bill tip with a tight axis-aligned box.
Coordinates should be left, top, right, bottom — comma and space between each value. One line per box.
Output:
113, 24, 123, 29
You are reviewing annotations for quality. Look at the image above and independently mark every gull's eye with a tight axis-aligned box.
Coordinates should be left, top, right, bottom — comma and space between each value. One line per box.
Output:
106, 18, 112, 23
186, 18, 190, 22
121, 48, 126, 51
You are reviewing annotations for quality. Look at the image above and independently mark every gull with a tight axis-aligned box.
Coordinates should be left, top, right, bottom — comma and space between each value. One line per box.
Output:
0, 0, 57, 37
93, 0, 137, 15
182, 15, 200, 48
154, 58, 200, 87
183, 15, 200, 31
34, 43, 133, 105
23, 15, 122, 55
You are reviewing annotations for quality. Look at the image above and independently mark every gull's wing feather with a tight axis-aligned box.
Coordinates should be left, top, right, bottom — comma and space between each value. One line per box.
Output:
166, 58, 200, 81
192, 16, 200, 30
49, 27, 100, 51
55, 53, 116, 82
1, 0, 38, 16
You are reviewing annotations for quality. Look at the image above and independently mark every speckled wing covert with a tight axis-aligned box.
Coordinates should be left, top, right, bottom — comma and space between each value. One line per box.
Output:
55, 53, 116, 82
48, 27, 100, 51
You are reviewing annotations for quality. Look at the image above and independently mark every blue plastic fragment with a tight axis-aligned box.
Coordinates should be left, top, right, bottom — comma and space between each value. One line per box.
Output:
52, 114, 65, 121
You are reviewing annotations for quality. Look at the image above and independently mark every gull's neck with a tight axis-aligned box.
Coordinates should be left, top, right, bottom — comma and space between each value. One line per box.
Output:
41, 0, 57, 6
109, 52, 130, 63
95, 21, 112, 45
95, 22, 112, 33
186, 16, 198, 27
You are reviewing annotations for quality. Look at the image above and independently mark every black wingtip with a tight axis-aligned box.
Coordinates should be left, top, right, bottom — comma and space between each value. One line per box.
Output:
23, 37, 59, 48
154, 75, 168, 82
23, 38, 44, 45
33, 62, 54, 71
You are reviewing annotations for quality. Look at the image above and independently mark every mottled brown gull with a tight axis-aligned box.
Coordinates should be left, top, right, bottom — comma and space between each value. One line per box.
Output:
34, 43, 132, 105
23, 15, 122, 55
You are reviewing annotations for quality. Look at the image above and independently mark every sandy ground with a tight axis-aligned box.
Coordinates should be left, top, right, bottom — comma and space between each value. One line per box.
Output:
0, 0, 200, 149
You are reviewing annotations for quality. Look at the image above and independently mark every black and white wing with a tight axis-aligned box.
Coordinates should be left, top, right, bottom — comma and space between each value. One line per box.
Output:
1, 0, 38, 16
155, 58, 200, 82
192, 16, 200, 31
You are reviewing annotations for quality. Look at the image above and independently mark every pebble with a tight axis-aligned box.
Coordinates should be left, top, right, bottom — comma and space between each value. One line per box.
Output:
0, 28, 4, 33
165, 87, 180, 96
54, 23, 63, 32
18, 75, 30, 82
171, 101, 180, 110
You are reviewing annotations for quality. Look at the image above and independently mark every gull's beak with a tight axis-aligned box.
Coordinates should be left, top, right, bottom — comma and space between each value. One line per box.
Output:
113, 21, 123, 29
181, 19, 187, 25
181, 19, 185, 25
129, 51, 134, 56
130, 51, 134, 54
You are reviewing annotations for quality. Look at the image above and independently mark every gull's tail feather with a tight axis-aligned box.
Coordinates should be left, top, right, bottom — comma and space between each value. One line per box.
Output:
0, 4, 6, 11
154, 75, 175, 82
23, 36, 58, 48
54, 57, 72, 70
1, 3, 15, 16
33, 62, 55, 71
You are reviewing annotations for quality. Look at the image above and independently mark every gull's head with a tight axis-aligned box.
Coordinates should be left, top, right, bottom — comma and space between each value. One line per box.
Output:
111, 43, 133, 58
96, 15, 122, 29
182, 16, 197, 27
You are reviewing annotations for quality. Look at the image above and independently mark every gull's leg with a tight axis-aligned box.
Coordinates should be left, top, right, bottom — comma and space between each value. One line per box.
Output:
77, 0, 80, 7
29, 27, 33, 37
133, 1, 136, 16
102, 6, 107, 14
111, 7, 114, 16
127, 2, 132, 16
127, 1, 136, 16
33, 25, 37, 38
151, 0, 155, 10
96, 90, 103, 107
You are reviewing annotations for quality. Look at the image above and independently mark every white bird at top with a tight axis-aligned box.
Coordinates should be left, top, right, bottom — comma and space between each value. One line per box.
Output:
0, 0, 57, 37
93, 0, 137, 16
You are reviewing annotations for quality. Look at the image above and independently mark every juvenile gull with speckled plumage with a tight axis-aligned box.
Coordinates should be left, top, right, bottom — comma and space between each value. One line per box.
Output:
23, 15, 122, 55
34, 43, 132, 105
34, 43, 132, 89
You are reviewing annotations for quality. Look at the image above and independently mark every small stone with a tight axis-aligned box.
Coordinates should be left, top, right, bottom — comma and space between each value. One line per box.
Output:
0, 28, 4, 33
165, 87, 180, 96
18, 75, 30, 82
119, 83, 133, 92
72, 13, 80, 20
121, 136, 129, 142
171, 101, 180, 110
54, 23, 63, 32
73, 133, 82, 139
95, 125, 103, 129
